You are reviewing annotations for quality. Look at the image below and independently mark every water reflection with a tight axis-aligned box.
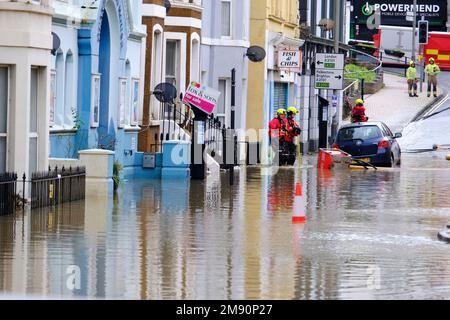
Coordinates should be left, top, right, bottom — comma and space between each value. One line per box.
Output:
1, 154, 450, 299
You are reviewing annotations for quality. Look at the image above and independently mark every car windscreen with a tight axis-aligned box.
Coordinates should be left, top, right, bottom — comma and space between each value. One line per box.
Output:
338, 126, 383, 141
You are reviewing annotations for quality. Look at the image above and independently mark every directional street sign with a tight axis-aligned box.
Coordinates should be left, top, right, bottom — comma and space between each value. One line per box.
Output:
315, 53, 345, 70
315, 53, 345, 90
315, 69, 344, 90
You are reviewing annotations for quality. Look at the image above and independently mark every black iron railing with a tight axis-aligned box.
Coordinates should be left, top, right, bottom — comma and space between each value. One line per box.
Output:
0, 172, 17, 216
205, 115, 225, 159
152, 102, 227, 162
29, 166, 86, 209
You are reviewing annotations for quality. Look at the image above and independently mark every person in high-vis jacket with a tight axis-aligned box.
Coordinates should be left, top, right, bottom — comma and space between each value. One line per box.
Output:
406, 61, 419, 98
268, 109, 289, 165
425, 58, 441, 98
284, 107, 301, 165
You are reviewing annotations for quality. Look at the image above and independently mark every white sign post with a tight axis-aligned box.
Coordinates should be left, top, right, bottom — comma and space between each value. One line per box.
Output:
315, 53, 345, 90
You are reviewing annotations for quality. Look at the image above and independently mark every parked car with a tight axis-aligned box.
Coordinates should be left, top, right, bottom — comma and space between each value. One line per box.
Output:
333, 122, 402, 167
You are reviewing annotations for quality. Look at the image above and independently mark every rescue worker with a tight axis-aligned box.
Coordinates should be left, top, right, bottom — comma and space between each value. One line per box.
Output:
425, 58, 441, 98
269, 109, 288, 165
406, 61, 419, 98
284, 107, 301, 165
351, 99, 368, 123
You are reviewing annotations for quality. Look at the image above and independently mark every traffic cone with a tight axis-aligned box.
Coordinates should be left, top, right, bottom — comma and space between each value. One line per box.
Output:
292, 183, 306, 223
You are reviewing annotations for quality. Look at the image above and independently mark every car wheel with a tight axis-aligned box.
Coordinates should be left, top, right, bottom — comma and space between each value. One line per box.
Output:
388, 154, 395, 168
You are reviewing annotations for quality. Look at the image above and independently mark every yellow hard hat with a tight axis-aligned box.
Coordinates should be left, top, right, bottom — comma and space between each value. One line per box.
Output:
287, 106, 298, 114
355, 99, 364, 105
277, 108, 286, 115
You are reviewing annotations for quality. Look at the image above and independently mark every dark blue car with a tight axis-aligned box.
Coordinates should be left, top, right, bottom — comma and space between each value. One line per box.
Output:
333, 122, 402, 167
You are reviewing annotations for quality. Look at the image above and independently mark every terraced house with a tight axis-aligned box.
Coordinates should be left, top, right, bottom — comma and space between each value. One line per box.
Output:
139, 0, 202, 156
48, 0, 147, 179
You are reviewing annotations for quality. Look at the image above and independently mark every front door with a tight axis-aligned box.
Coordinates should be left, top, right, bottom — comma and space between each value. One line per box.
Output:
318, 96, 329, 149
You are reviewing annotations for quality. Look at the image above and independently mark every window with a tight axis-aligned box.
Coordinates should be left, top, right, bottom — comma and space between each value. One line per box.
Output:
64, 52, 74, 126
221, 0, 232, 38
55, 51, 64, 126
118, 78, 127, 128
190, 36, 200, 82
91, 74, 101, 127
29, 68, 39, 177
0, 67, 8, 173
217, 79, 228, 127
151, 29, 163, 119
131, 79, 139, 126
49, 70, 56, 126
165, 41, 178, 90
338, 126, 382, 141
273, 82, 288, 113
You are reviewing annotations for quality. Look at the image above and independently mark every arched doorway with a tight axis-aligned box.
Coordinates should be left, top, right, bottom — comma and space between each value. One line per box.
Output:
97, 1, 121, 151
98, 12, 112, 149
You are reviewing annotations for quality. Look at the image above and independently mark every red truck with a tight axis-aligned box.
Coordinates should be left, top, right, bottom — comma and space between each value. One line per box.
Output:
423, 32, 450, 71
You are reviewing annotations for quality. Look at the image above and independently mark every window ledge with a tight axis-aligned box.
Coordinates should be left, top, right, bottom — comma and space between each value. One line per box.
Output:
50, 126, 78, 134
268, 15, 285, 24
124, 126, 141, 132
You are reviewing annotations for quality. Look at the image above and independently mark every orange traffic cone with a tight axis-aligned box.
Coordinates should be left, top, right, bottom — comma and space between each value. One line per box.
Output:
292, 182, 306, 224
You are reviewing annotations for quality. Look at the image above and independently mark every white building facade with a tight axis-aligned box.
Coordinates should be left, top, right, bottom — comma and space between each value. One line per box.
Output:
0, 0, 53, 177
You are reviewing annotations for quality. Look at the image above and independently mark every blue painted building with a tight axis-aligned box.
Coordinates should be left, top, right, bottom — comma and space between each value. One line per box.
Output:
49, 0, 147, 179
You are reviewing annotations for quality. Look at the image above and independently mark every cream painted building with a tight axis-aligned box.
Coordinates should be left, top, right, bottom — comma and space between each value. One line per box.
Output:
0, 0, 53, 177
246, 0, 303, 157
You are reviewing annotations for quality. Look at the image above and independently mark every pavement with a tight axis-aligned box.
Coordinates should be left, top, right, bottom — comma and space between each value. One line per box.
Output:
397, 71, 450, 151
362, 72, 442, 134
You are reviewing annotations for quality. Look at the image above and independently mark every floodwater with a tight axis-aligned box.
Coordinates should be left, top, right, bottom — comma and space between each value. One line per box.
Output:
1, 153, 450, 300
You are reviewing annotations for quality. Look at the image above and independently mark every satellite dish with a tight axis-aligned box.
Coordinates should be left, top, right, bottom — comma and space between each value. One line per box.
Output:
246, 46, 266, 62
153, 83, 177, 103
164, 0, 172, 13
51, 32, 61, 56
318, 19, 335, 31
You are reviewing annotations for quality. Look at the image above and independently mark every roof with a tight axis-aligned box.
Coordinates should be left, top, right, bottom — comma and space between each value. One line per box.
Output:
340, 121, 387, 129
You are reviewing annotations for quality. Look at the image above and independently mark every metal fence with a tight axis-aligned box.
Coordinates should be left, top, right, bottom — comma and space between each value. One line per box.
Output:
0, 173, 17, 216
29, 166, 86, 209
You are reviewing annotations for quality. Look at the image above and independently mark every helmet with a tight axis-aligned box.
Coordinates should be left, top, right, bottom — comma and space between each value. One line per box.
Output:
355, 99, 364, 105
429, 58, 435, 63
277, 108, 286, 116
287, 106, 298, 114
410, 60, 416, 66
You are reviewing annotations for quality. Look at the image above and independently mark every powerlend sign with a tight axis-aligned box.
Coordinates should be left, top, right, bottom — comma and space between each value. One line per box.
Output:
182, 82, 221, 115
354, 0, 447, 26
277, 50, 302, 72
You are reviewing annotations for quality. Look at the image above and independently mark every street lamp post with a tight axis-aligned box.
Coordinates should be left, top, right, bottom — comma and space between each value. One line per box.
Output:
332, 0, 341, 141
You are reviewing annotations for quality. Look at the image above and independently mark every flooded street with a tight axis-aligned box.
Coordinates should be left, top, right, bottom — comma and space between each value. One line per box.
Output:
1, 153, 450, 300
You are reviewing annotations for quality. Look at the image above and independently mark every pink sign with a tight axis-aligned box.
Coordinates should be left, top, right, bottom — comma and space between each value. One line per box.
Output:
183, 82, 221, 115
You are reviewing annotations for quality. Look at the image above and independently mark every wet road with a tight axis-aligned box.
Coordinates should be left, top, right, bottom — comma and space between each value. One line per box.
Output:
1, 154, 450, 300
